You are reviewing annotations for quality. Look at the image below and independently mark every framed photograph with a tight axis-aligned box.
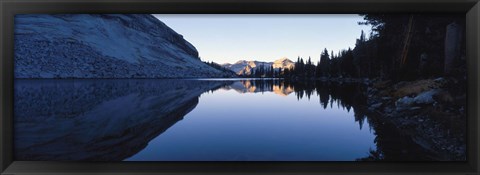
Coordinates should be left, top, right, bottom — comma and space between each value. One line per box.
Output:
1, 0, 479, 174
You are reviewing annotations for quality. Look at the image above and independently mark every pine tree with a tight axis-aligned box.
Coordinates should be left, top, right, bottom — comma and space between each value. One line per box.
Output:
359, 30, 366, 43
306, 57, 313, 78
319, 48, 330, 78
315, 60, 322, 78
299, 58, 305, 78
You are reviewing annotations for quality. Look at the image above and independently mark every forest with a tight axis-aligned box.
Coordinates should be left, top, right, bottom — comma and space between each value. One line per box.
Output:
231, 15, 468, 161
240, 14, 466, 82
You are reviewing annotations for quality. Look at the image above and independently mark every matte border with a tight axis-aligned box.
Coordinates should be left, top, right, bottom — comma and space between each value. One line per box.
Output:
1, 0, 479, 174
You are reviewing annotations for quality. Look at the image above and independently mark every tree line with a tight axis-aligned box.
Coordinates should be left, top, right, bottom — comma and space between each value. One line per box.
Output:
354, 14, 466, 81
242, 14, 466, 81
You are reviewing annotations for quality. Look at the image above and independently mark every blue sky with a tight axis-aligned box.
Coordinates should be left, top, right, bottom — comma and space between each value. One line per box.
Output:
153, 14, 371, 64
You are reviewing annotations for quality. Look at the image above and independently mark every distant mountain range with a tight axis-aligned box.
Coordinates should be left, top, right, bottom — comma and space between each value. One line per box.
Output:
221, 57, 295, 76
14, 14, 233, 78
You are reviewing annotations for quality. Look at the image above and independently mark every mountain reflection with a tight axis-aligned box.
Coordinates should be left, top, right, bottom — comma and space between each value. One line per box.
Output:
14, 79, 231, 161
224, 80, 372, 130
15, 79, 435, 161
223, 79, 366, 112
222, 80, 294, 96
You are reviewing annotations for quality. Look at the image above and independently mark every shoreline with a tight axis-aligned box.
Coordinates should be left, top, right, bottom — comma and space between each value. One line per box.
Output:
364, 77, 467, 160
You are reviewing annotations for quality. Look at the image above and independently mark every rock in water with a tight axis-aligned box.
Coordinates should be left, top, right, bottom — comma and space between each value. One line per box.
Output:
14, 14, 230, 78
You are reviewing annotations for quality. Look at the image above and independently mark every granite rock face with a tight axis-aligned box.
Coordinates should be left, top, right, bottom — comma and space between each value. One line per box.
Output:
14, 14, 229, 78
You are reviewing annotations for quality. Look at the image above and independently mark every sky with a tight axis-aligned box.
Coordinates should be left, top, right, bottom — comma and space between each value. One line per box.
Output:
153, 14, 371, 64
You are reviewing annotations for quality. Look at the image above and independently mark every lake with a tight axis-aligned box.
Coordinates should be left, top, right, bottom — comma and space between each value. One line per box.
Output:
13, 79, 428, 161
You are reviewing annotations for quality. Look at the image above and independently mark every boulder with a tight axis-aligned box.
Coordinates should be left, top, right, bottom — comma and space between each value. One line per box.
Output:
395, 96, 415, 110
414, 89, 442, 105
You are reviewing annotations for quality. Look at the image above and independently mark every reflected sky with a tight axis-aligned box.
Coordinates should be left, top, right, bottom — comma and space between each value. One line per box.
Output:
126, 84, 376, 161
14, 79, 377, 161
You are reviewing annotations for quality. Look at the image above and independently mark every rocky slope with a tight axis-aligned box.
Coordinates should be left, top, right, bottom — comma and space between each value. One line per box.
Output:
365, 77, 466, 160
14, 14, 230, 78
221, 57, 294, 76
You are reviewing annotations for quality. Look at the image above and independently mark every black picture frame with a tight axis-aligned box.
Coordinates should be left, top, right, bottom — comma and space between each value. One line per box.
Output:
1, 0, 479, 174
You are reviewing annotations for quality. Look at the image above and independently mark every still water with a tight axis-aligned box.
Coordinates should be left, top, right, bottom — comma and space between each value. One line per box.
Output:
14, 79, 380, 161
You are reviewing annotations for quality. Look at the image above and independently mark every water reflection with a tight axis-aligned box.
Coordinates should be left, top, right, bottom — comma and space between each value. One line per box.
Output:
222, 80, 370, 130
14, 79, 230, 161
220, 79, 434, 161
14, 79, 433, 161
